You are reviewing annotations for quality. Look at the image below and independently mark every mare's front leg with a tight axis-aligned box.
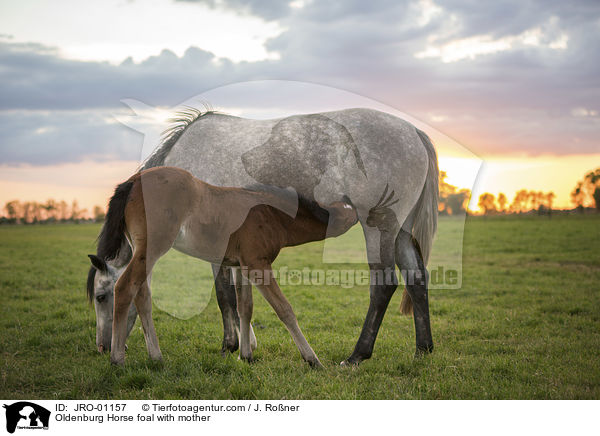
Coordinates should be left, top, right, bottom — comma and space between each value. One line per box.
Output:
233, 268, 254, 362
243, 261, 322, 368
342, 225, 398, 365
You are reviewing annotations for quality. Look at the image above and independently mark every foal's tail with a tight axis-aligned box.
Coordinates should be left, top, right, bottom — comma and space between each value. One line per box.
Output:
96, 176, 136, 261
400, 128, 439, 315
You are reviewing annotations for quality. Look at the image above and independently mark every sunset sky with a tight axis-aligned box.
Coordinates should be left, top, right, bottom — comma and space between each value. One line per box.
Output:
1, 0, 599, 213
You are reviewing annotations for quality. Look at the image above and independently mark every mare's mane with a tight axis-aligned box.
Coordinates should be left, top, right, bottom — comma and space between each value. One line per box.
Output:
142, 105, 218, 170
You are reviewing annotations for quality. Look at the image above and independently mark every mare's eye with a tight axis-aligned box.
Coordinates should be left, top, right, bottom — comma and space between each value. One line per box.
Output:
96, 294, 107, 303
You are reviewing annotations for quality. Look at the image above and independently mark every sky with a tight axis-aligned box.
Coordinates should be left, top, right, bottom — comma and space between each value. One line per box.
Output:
1, 0, 599, 213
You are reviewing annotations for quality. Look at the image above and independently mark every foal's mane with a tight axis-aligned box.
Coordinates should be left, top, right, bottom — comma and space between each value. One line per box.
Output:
142, 104, 218, 170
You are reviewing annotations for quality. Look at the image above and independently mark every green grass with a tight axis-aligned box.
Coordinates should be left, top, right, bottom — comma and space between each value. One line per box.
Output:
1, 215, 599, 399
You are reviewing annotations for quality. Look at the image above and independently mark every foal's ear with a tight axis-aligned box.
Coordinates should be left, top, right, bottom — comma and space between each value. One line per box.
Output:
88, 254, 107, 272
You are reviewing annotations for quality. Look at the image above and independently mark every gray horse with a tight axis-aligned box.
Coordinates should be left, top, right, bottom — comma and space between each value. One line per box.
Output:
87, 107, 438, 365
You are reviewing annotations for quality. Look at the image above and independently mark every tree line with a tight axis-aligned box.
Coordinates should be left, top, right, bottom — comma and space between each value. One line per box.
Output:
2, 167, 598, 223
1, 199, 105, 224
476, 167, 600, 215
477, 190, 556, 215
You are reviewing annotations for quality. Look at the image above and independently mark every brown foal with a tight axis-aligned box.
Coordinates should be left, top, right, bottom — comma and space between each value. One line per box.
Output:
105, 166, 357, 367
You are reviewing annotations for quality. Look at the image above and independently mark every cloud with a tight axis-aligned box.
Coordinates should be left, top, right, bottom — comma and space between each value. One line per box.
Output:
177, 0, 292, 20
0, 0, 599, 164
0, 109, 144, 165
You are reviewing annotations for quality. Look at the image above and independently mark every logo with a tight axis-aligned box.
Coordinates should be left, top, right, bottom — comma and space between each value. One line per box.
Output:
3, 402, 50, 434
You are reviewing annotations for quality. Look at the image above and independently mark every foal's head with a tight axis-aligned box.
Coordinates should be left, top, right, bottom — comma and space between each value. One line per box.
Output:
87, 255, 137, 353
295, 195, 358, 239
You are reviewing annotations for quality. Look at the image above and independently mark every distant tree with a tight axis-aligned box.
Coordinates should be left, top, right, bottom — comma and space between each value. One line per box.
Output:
70, 200, 86, 221
545, 192, 555, 210
438, 171, 472, 215
446, 189, 471, 215
594, 189, 600, 212
585, 169, 600, 211
93, 205, 106, 222
510, 189, 529, 213
478, 193, 497, 215
497, 193, 507, 213
58, 200, 69, 221
4, 200, 21, 224
22, 202, 34, 223
571, 168, 600, 211
31, 202, 43, 223
43, 199, 58, 221
529, 190, 544, 211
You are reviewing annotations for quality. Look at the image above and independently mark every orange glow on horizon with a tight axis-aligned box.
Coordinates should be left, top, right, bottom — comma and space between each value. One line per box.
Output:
0, 153, 598, 217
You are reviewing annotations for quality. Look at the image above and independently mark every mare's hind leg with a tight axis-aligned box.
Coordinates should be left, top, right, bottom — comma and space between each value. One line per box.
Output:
133, 276, 162, 361
213, 265, 258, 355
343, 225, 398, 365
395, 230, 433, 355
233, 268, 254, 362
243, 261, 322, 368
213, 264, 240, 354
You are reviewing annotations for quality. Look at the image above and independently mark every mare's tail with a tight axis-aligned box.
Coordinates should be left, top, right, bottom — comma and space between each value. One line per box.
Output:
399, 128, 439, 315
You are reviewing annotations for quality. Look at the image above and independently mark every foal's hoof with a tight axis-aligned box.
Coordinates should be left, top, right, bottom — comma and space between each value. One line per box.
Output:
149, 352, 163, 362
110, 356, 125, 366
307, 358, 323, 369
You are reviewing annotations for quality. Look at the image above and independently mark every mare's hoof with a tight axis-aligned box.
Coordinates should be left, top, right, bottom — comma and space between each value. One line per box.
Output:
221, 341, 239, 356
414, 344, 434, 359
340, 359, 360, 368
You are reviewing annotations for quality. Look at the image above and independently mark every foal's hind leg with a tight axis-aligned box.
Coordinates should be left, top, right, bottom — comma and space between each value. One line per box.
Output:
243, 261, 322, 368
233, 268, 254, 362
395, 230, 433, 356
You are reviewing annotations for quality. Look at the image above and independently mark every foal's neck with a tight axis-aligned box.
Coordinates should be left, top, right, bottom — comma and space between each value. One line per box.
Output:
284, 210, 328, 247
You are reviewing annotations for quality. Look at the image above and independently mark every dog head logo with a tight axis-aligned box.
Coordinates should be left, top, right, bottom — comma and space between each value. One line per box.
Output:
3, 402, 50, 433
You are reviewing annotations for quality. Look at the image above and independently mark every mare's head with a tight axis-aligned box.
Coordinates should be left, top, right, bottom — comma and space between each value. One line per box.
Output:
87, 255, 137, 353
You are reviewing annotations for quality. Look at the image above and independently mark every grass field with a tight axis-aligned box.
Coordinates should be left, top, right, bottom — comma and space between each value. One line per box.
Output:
1, 215, 599, 399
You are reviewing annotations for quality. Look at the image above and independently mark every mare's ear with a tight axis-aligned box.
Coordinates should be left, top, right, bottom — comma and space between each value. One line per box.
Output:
88, 254, 107, 272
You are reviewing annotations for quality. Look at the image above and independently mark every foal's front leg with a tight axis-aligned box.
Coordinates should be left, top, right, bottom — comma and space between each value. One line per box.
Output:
243, 261, 322, 368
111, 259, 151, 365
134, 278, 163, 362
